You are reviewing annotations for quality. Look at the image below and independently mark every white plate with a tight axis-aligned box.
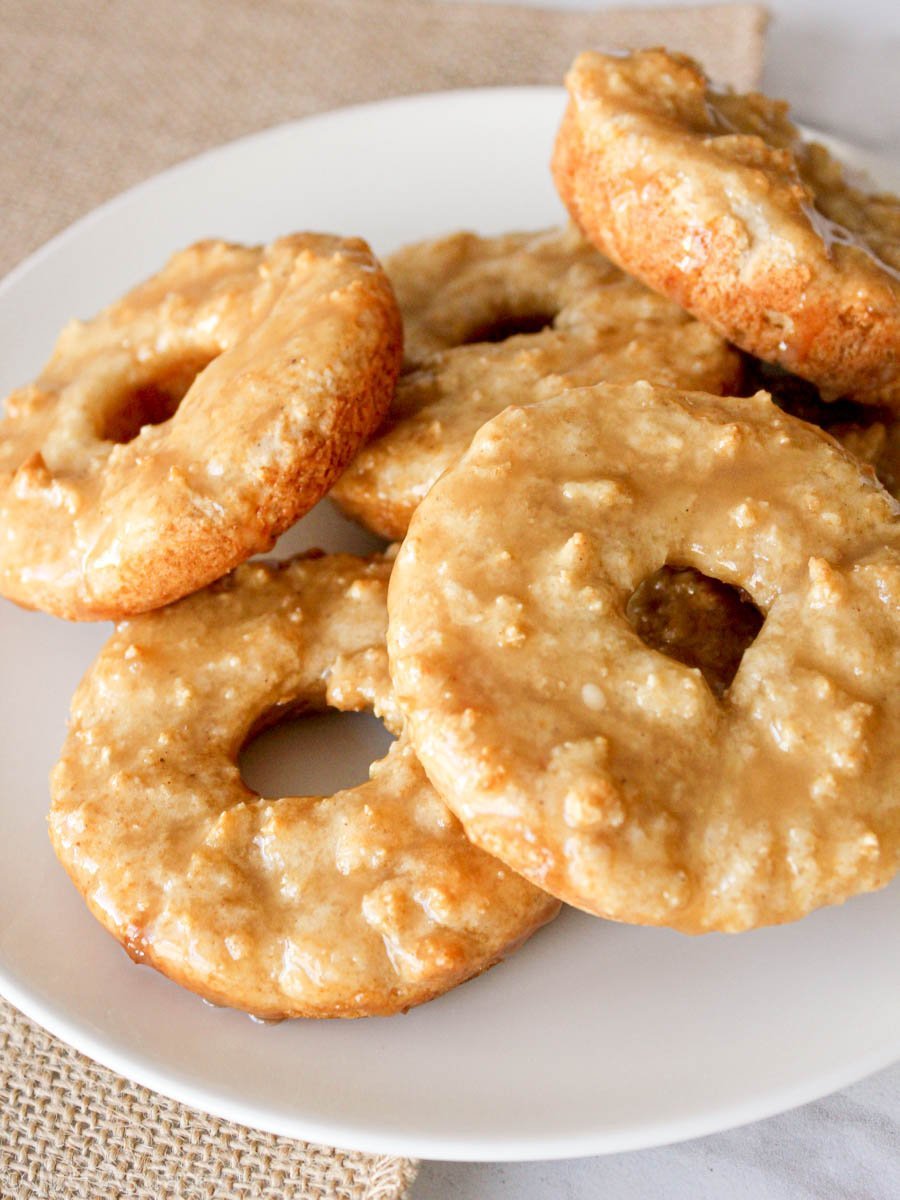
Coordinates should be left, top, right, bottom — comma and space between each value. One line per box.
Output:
1, 88, 899, 1163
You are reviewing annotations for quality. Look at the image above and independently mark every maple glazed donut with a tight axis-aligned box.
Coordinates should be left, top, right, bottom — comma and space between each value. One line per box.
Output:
388, 383, 900, 934
552, 49, 900, 406
49, 552, 558, 1018
0, 235, 402, 620
331, 225, 740, 539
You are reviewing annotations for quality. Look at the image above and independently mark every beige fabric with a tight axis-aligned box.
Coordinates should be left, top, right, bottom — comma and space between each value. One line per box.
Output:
0, 2, 766, 1197
0, 996, 418, 1200
0, 1, 767, 276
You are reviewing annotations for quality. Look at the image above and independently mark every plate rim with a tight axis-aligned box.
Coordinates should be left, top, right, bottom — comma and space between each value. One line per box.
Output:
1, 85, 899, 1162
3, 958, 900, 1162
3, 83, 894, 295
0, 84, 565, 291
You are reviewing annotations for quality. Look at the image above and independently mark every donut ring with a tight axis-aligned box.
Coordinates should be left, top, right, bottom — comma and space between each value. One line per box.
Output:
0, 235, 402, 620
388, 383, 900, 933
49, 552, 558, 1018
332, 226, 740, 540
552, 49, 900, 407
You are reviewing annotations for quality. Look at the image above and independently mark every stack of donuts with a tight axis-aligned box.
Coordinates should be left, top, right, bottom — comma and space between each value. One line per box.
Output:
5, 49, 898, 1019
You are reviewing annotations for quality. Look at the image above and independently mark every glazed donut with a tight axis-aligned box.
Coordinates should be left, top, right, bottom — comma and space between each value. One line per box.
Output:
388, 383, 900, 933
49, 552, 558, 1018
0, 235, 402, 620
552, 49, 900, 406
332, 225, 741, 540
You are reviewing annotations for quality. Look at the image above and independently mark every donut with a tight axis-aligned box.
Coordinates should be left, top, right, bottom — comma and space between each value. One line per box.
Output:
552, 49, 900, 407
331, 225, 741, 540
0, 235, 402, 620
388, 383, 900, 933
49, 552, 558, 1018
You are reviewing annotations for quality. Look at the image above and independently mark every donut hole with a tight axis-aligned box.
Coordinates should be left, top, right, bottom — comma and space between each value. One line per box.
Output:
626, 565, 764, 699
98, 354, 213, 444
462, 310, 556, 345
238, 704, 395, 799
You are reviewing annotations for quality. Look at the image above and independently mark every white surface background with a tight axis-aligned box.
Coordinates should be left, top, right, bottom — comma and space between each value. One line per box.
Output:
416, 0, 900, 1196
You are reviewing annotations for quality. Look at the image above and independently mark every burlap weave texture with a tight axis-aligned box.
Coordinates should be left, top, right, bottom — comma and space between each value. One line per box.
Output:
0, 1, 767, 276
0, 996, 418, 1200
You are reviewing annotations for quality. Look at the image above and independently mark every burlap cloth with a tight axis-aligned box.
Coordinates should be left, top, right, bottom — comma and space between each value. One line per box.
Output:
0, 2, 766, 1197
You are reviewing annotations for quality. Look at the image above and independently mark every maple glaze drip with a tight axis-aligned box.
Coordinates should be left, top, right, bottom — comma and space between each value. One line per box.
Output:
802, 204, 900, 282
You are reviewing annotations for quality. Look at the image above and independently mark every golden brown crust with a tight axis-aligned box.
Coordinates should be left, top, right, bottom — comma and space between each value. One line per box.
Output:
388, 383, 900, 933
552, 49, 900, 407
0, 236, 403, 620
331, 226, 740, 540
49, 552, 558, 1018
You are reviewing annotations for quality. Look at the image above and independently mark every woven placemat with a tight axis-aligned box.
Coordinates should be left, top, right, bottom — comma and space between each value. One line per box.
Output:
0, 996, 417, 1199
0, 3, 766, 1197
